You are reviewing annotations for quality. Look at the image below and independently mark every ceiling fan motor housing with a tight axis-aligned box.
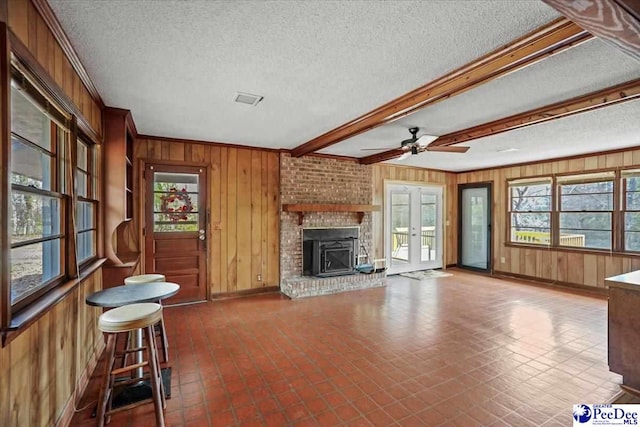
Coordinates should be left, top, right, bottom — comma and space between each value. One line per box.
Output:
401, 127, 420, 147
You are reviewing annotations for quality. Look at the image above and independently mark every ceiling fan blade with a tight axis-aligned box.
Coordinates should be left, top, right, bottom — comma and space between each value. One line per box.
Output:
397, 151, 412, 161
416, 134, 439, 147
426, 145, 470, 153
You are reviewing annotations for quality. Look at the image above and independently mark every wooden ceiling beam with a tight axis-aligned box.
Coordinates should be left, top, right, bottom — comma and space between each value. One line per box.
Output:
359, 78, 640, 165
543, 0, 640, 61
291, 17, 592, 158
431, 78, 640, 147
359, 148, 405, 165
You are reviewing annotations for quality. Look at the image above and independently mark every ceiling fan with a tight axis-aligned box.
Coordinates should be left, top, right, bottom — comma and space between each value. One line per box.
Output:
362, 127, 470, 160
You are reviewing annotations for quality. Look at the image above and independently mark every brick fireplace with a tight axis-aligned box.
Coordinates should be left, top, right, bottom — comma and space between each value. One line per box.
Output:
279, 153, 386, 298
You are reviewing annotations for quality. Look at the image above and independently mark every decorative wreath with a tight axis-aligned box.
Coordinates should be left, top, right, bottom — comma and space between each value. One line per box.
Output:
160, 187, 193, 222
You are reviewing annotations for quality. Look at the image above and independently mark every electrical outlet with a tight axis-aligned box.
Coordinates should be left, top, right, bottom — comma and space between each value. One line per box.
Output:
501, 257, 506, 264
257, 274, 262, 282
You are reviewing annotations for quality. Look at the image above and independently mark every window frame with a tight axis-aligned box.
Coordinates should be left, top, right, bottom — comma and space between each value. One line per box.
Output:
9, 82, 70, 312
505, 169, 640, 255
622, 170, 640, 253
4, 61, 103, 323
76, 137, 99, 267
507, 177, 553, 246
556, 172, 616, 251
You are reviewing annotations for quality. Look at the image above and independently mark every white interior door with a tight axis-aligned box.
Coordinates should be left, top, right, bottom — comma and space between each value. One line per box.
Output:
386, 184, 443, 274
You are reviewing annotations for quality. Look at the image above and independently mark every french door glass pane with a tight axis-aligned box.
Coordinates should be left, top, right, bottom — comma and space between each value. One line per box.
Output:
421, 194, 436, 262
391, 193, 410, 263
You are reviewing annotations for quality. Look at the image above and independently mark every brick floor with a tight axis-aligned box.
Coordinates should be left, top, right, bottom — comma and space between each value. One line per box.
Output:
71, 269, 621, 426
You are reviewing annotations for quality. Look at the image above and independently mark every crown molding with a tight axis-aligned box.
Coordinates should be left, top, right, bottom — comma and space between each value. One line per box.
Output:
31, 0, 105, 109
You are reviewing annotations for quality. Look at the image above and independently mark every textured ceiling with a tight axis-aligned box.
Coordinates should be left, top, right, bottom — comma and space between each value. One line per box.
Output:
47, 1, 640, 171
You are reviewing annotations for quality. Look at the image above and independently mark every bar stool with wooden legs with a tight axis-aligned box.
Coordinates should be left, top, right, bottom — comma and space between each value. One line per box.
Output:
124, 274, 169, 363
96, 303, 166, 427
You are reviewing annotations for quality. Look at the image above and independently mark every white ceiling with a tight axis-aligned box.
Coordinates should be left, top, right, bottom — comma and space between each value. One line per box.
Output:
48, 1, 640, 171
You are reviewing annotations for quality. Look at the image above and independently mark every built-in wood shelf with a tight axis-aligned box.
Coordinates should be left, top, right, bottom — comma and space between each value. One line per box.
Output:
282, 204, 381, 225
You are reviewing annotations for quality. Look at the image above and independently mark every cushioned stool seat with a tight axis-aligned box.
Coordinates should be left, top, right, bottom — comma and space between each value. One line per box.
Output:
96, 303, 166, 427
124, 274, 170, 363
124, 274, 166, 285
99, 303, 163, 333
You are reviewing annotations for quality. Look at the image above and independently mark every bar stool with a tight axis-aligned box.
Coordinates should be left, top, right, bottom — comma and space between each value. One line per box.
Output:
124, 274, 169, 362
96, 303, 166, 427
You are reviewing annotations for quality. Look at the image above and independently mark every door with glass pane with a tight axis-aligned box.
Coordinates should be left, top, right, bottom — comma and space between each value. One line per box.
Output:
386, 184, 443, 274
458, 183, 492, 272
145, 164, 207, 304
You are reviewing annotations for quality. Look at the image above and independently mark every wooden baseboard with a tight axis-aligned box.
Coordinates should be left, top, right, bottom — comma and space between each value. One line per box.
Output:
445, 263, 458, 269
492, 270, 609, 298
210, 286, 281, 300
56, 339, 105, 427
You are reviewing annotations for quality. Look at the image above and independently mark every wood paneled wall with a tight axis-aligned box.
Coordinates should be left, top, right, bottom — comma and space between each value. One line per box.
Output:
2, 2, 106, 426
371, 164, 457, 266
7, 0, 102, 137
457, 149, 640, 289
135, 138, 280, 295
0, 269, 104, 427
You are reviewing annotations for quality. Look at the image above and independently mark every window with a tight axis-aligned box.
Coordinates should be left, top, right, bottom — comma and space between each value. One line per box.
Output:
623, 170, 640, 251
558, 172, 614, 250
509, 178, 552, 245
76, 139, 97, 263
10, 83, 68, 308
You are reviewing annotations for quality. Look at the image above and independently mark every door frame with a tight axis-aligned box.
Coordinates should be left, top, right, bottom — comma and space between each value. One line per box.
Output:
457, 182, 493, 273
139, 159, 211, 300
385, 181, 444, 274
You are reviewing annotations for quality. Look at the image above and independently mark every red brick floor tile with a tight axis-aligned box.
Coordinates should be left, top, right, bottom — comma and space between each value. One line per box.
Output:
313, 410, 341, 426
347, 416, 374, 426
369, 389, 395, 407
382, 401, 413, 420
325, 391, 349, 407
285, 403, 310, 422
305, 397, 328, 413
414, 407, 450, 426
364, 408, 397, 426
234, 403, 261, 422
184, 417, 209, 427
208, 409, 235, 426
334, 403, 360, 422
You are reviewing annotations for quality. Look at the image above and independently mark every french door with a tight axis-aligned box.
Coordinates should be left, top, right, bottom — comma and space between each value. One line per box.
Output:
386, 184, 443, 274
458, 183, 492, 272
145, 163, 208, 304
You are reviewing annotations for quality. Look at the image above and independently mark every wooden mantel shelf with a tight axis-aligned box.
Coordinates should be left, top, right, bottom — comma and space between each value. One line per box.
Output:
283, 204, 381, 225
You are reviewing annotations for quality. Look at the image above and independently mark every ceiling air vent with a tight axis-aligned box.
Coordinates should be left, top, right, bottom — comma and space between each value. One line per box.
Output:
234, 92, 263, 106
